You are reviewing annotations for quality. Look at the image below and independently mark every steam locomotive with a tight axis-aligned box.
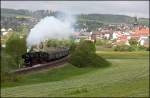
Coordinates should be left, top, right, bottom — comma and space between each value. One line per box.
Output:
22, 42, 70, 67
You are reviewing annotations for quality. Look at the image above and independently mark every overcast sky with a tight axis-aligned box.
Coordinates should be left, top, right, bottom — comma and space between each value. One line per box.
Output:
1, 1, 149, 18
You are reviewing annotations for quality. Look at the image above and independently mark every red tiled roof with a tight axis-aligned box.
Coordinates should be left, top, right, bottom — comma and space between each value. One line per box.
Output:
132, 28, 149, 36
119, 35, 127, 39
116, 35, 128, 43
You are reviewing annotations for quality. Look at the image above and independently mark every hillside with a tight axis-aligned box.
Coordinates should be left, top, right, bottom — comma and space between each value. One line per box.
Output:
77, 14, 149, 28
1, 51, 149, 97
77, 14, 132, 24
1, 8, 149, 26
1, 8, 31, 17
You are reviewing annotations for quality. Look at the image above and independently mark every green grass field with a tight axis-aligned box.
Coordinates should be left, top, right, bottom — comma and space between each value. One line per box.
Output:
1, 51, 149, 97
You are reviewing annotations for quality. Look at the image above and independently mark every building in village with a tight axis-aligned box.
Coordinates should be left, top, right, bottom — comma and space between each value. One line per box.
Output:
131, 27, 149, 47
1, 28, 13, 48
112, 26, 149, 47
86, 32, 96, 43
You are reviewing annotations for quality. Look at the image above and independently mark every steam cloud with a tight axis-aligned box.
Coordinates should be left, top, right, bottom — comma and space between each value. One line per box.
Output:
27, 14, 75, 47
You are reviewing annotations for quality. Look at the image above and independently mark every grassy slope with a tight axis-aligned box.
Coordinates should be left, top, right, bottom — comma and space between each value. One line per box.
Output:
1, 51, 149, 97
96, 51, 149, 59
2, 65, 97, 88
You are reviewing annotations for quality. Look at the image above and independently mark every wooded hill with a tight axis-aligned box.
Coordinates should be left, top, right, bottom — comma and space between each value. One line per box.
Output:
1, 8, 149, 28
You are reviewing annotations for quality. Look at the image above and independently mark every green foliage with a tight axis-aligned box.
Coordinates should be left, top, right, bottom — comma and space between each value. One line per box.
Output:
69, 40, 95, 67
1, 33, 26, 85
138, 45, 148, 51
69, 87, 88, 95
96, 40, 105, 45
146, 47, 149, 51
114, 45, 134, 52
137, 45, 149, 51
96, 39, 112, 48
95, 40, 113, 51
16, 25, 29, 33
1, 72, 20, 83
77, 14, 131, 24
46, 40, 57, 47
46, 39, 71, 48
1, 51, 16, 74
5, 34, 27, 68
96, 51, 149, 59
96, 46, 114, 51
1, 8, 31, 17
1, 34, 27, 84
69, 41, 77, 53
69, 40, 110, 67
1, 50, 21, 84
129, 38, 138, 46
114, 41, 148, 52
138, 18, 149, 26
105, 42, 112, 48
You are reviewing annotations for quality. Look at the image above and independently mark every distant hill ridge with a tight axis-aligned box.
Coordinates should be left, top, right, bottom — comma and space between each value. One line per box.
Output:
1, 8, 149, 26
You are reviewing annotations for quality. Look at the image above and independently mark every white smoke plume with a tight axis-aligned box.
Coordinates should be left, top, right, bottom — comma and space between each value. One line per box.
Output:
27, 14, 75, 47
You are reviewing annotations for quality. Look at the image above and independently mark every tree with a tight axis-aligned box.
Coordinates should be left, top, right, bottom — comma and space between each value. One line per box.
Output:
5, 35, 27, 68
114, 44, 134, 52
129, 38, 138, 46
46, 39, 72, 48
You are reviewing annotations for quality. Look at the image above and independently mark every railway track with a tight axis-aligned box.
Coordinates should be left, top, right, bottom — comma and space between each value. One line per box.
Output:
12, 56, 69, 74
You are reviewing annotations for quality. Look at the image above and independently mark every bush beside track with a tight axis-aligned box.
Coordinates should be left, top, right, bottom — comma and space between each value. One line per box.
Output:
69, 40, 111, 67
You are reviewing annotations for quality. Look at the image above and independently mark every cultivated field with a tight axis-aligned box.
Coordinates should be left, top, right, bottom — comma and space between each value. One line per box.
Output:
1, 51, 149, 97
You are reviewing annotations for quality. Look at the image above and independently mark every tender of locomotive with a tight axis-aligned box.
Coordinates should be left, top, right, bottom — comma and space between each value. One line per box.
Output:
22, 41, 70, 67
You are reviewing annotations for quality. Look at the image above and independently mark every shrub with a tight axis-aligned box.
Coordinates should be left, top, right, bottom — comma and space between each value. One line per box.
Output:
138, 45, 148, 51
146, 47, 150, 51
1, 72, 20, 83
114, 45, 134, 52
46, 39, 72, 48
69, 41, 77, 53
5, 35, 27, 68
1, 34, 26, 84
129, 38, 138, 46
96, 39, 110, 46
69, 40, 110, 67
96, 40, 104, 45
105, 43, 112, 48
1, 51, 16, 72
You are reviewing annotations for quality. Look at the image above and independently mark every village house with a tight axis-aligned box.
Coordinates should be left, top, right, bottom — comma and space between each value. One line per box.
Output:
138, 37, 149, 47
1, 28, 13, 48
95, 30, 113, 40
86, 32, 96, 43
131, 27, 149, 47
112, 26, 149, 47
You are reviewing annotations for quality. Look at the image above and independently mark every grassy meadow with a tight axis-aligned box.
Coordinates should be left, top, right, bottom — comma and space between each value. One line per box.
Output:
1, 51, 149, 97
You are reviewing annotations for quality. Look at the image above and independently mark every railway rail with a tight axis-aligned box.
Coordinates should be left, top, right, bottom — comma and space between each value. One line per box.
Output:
11, 56, 69, 74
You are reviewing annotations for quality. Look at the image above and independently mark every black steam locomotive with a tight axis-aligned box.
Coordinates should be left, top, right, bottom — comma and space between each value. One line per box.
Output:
22, 47, 70, 67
